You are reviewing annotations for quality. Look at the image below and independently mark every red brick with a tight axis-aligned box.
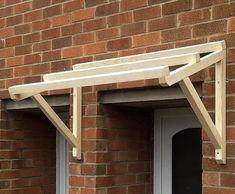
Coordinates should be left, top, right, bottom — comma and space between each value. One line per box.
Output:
42, 28, 60, 40
202, 172, 219, 186
43, 5, 62, 18
61, 23, 82, 36
148, 15, 176, 31
32, 0, 51, 9
14, 1, 32, 14
107, 187, 127, 194
0, 0, 4, 7
74, 32, 95, 45
6, 56, 24, 67
42, 50, 61, 62
69, 163, 81, 175
83, 128, 107, 139
63, 0, 83, 13
134, 5, 161, 22
193, 20, 227, 37
162, 27, 191, 43
62, 46, 83, 58
24, 10, 43, 23
0, 18, 5, 28
115, 175, 136, 185
209, 33, 235, 48
0, 6, 13, 18
0, 59, 5, 68
14, 66, 32, 77
133, 32, 161, 47
0, 69, 13, 79
96, 2, 119, 17
33, 41, 51, 52
83, 18, 106, 32
0, 151, 20, 159
32, 19, 51, 31
117, 80, 145, 89
212, 3, 235, 19
5, 0, 20, 6
228, 17, 235, 32
69, 176, 84, 187
32, 63, 50, 75
107, 37, 132, 51
15, 45, 32, 56
162, 0, 192, 15
52, 36, 72, 49
0, 27, 14, 38
51, 60, 71, 72
121, 0, 147, 11
24, 54, 41, 64
108, 12, 132, 27
0, 48, 14, 58
96, 28, 119, 41
129, 185, 146, 194
179, 9, 210, 26
203, 187, 235, 194
5, 36, 22, 47
94, 52, 118, 61
107, 163, 127, 175
71, 8, 95, 22
81, 188, 95, 194
175, 38, 207, 48
119, 48, 145, 57
23, 32, 40, 44
72, 56, 93, 65
51, 14, 71, 27
14, 24, 30, 35
194, 0, 228, 9
85, 0, 107, 7
121, 22, 146, 36
227, 111, 235, 126
149, 0, 171, 4
6, 15, 22, 26
84, 42, 107, 55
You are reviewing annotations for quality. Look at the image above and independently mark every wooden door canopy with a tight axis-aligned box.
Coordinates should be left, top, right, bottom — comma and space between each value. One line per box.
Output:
8, 41, 226, 164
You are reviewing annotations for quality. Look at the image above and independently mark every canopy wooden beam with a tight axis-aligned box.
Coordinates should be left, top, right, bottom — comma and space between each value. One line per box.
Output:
8, 41, 226, 164
43, 53, 199, 81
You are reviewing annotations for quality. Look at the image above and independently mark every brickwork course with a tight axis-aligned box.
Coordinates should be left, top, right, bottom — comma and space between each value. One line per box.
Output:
0, 0, 235, 194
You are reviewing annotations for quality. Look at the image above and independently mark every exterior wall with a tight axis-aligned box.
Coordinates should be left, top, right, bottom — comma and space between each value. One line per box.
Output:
0, 0, 234, 194
0, 102, 56, 193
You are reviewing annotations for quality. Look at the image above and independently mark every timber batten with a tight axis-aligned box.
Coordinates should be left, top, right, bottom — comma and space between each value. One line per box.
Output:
8, 41, 226, 163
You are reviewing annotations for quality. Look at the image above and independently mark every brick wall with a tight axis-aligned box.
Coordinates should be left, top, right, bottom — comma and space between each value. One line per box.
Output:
0, 0, 235, 194
0, 103, 56, 193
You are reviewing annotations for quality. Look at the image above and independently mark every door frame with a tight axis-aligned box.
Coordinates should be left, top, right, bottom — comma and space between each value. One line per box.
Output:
154, 107, 201, 194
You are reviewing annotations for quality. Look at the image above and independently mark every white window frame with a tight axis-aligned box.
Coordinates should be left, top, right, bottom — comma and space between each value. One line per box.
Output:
154, 108, 201, 194
56, 113, 69, 194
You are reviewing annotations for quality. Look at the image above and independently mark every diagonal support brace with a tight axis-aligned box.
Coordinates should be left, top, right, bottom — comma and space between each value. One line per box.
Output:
178, 77, 225, 164
31, 94, 77, 149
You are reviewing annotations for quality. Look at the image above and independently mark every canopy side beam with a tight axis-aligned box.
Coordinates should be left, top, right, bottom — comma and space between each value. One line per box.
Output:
73, 41, 225, 69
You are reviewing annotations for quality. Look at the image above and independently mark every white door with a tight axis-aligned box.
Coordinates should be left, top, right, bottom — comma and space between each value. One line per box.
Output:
154, 108, 201, 194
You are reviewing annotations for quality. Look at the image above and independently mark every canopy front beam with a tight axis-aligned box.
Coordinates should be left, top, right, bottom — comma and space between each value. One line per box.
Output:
8, 41, 226, 163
